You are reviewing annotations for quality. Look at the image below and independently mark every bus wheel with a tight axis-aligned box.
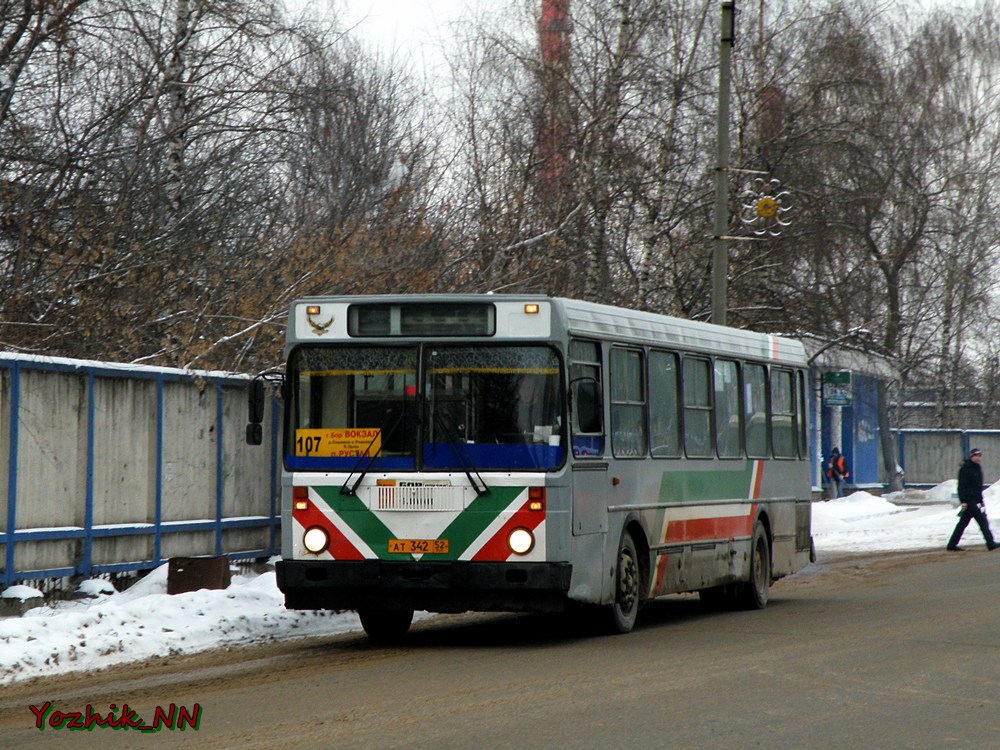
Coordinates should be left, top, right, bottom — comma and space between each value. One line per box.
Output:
606, 532, 640, 634
737, 520, 771, 610
358, 608, 414, 643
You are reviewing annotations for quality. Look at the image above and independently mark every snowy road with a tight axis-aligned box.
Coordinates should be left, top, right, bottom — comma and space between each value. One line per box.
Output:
2, 545, 998, 749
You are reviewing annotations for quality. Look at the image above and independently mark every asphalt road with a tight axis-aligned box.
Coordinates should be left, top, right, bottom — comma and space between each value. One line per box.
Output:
3, 549, 1000, 749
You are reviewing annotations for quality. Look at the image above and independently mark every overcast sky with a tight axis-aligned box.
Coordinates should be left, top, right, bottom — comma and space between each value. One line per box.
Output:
293, 0, 476, 77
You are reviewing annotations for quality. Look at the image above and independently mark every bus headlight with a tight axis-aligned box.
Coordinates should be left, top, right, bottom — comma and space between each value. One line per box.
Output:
508, 527, 535, 555
302, 526, 330, 554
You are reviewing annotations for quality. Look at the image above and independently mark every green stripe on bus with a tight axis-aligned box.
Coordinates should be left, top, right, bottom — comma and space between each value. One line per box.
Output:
437, 486, 525, 559
311, 484, 526, 560
657, 462, 755, 503
310, 486, 412, 560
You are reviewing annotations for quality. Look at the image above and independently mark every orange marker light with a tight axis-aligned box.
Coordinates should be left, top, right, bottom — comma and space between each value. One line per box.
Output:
528, 486, 545, 511
306, 305, 321, 315
524, 303, 539, 314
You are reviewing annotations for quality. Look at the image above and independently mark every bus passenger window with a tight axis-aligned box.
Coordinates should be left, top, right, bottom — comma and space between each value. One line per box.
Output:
771, 368, 796, 458
683, 357, 712, 458
649, 351, 680, 457
744, 364, 768, 458
714, 359, 741, 458
569, 340, 604, 457
610, 348, 647, 458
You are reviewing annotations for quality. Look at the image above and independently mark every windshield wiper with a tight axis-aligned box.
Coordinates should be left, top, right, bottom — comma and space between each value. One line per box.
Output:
340, 409, 404, 496
432, 410, 491, 497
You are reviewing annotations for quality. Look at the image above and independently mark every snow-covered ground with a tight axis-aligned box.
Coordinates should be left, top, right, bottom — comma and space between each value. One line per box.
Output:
0, 480, 989, 686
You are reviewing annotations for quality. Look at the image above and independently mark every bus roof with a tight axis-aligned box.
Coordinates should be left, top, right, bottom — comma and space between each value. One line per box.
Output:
287, 294, 807, 366
555, 296, 806, 365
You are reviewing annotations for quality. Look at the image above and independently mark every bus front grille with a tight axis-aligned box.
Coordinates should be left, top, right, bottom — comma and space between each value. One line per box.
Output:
368, 484, 464, 511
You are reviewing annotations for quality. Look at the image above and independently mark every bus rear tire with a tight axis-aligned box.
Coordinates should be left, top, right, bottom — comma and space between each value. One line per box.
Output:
358, 608, 414, 643
736, 520, 770, 610
605, 532, 640, 634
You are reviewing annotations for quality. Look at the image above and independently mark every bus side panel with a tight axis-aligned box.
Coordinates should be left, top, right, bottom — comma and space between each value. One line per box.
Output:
770, 498, 813, 576
622, 456, 811, 599
759, 458, 812, 578
565, 533, 608, 604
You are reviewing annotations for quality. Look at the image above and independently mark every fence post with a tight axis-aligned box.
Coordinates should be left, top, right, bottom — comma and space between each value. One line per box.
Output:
215, 383, 224, 557
896, 431, 906, 482
4, 363, 20, 588
81, 371, 96, 580
154, 376, 164, 567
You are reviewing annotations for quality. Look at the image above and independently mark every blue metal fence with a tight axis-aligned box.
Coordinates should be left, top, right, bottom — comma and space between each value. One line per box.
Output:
895, 428, 1000, 487
1, 355, 281, 587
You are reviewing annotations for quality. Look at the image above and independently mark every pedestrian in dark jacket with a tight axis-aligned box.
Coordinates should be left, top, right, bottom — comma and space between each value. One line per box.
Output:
947, 448, 998, 551
827, 447, 849, 498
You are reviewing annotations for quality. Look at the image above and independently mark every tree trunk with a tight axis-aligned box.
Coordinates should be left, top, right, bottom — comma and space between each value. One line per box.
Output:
877, 379, 902, 491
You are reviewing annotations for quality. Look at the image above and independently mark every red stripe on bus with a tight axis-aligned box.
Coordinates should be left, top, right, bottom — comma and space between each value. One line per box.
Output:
652, 554, 670, 594
664, 513, 755, 543
471, 500, 545, 561
294, 502, 365, 560
751, 460, 764, 499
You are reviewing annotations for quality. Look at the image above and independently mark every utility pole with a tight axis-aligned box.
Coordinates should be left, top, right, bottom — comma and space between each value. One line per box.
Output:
711, 1, 735, 326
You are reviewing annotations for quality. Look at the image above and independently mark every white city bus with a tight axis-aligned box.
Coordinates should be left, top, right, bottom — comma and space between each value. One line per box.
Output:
249, 295, 813, 639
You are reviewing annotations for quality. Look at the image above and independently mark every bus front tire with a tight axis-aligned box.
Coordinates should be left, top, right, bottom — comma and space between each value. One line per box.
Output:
606, 532, 640, 634
358, 608, 414, 643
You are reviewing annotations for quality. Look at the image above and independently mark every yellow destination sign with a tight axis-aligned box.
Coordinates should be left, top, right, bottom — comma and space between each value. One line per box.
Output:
295, 428, 382, 457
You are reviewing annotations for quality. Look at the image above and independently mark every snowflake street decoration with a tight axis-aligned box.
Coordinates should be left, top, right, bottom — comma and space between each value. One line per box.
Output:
739, 178, 792, 237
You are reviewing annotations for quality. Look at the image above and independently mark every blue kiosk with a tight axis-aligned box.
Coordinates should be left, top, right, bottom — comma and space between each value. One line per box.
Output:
802, 339, 900, 497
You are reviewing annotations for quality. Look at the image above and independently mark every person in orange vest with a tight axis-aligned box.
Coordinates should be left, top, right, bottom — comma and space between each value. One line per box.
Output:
827, 447, 849, 498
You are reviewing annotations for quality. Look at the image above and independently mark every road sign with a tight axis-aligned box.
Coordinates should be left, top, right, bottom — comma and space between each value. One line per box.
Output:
823, 371, 853, 407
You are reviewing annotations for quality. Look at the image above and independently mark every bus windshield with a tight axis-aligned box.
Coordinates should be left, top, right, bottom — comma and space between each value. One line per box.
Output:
285, 344, 564, 471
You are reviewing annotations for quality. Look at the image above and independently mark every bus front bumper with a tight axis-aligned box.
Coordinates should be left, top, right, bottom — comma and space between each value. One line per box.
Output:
276, 559, 573, 614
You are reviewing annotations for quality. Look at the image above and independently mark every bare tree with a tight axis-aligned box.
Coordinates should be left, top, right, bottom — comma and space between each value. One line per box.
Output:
0, 0, 441, 371
754, 0, 1000, 483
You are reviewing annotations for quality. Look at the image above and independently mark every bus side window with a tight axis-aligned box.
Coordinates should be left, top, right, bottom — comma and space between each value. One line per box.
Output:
569, 339, 604, 457
610, 348, 647, 458
683, 357, 713, 458
649, 350, 680, 457
714, 358, 741, 458
744, 363, 768, 458
771, 368, 796, 458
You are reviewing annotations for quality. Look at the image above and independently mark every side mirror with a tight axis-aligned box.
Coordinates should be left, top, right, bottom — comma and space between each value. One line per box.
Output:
248, 378, 265, 423
246, 378, 266, 446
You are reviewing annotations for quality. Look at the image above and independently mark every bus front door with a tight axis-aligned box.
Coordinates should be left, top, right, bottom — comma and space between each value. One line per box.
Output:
571, 463, 608, 535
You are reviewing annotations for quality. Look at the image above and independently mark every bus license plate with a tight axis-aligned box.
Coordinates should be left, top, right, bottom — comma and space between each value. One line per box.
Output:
388, 538, 449, 555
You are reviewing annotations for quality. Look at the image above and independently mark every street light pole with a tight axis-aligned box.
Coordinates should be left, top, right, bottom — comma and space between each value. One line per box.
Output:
712, 1, 734, 326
